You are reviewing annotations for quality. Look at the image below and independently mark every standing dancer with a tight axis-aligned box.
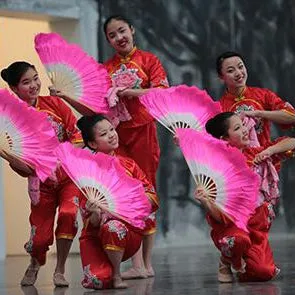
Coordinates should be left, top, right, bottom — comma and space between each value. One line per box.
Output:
1, 61, 82, 287
202, 112, 295, 282
216, 51, 295, 148
76, 114, 158, 288
103, 15, 169, 278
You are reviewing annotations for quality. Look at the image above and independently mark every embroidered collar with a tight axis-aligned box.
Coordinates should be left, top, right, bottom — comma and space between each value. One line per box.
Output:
118, 46, 137, 63
226, 86, 246, 102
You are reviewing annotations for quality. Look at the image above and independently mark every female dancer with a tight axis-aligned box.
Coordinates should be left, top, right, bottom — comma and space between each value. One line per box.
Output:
103, 14, 169, 187
1, 61, 82, 287
76, 114, 158, 289
102, 14, 168, 278
198, 112, 295, 282
216, 51, 295, 148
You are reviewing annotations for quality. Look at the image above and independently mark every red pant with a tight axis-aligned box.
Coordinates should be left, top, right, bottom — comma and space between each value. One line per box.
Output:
24, 169, 80, 265
80, 220, 142, 289
238, 203, 276, 282
116, 122, 160, 187
210, 202, 276, 282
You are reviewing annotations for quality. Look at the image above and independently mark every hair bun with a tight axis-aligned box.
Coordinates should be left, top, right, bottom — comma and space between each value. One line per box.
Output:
0, 69, 9, 82
77, 116, 90, 130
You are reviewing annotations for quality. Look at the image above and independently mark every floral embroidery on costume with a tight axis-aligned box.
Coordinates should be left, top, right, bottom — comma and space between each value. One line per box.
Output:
24, 225, 37, 253
145, 186, 156, 194
107, 220, 127, 240
111, 64, 143, 89
267, 203, 276, 225
82, 265, 103, 289
73, 196, 79, 207
219, 236, 235, 257
47, 115, 65, 142
145, 212, 156, 222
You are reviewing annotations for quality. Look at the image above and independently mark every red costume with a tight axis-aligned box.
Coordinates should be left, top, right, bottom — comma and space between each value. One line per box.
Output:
208, 142, 294, 282
220, 87, 295, 146
104, 47, 169, 187
24, 96, 82, 265
79, 154, 158, 289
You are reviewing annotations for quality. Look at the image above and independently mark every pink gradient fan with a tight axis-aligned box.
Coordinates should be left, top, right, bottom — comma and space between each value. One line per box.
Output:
56, 143, 152, 229
140, 85, 221, 133
35, 32, 111, 113
0, 89, 59, 181
176, 128, 259, 232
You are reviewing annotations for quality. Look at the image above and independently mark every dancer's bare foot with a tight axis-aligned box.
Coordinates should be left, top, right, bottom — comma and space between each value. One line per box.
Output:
53, 272, 69, 287
113, 275, 128, 289
145, 267, 155, 277
218, 260, 233, 283
20, 264, 40, 286
121, 267, 148, 280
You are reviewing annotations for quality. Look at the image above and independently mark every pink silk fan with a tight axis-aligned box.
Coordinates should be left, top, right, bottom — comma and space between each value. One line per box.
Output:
0, 89, 59, 182
56, 143, 152, 229
176, 128, 259, 232
140, 85, 221, 134
35, 32, 111, 114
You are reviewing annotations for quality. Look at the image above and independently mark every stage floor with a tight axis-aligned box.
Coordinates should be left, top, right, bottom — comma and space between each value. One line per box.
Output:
0, 236, 294, 295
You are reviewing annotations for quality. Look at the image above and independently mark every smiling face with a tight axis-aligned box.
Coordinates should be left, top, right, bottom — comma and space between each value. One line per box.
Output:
11, 67, 41, 104
219, 56, 248, 93
225, 115, 250, 149
88, 119, 119, 154
105, 19, 135, 56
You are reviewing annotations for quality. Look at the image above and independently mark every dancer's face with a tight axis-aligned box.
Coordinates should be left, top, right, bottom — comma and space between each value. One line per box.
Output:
225, 115, 250, 149
89, 119, 119, 153
219, 56, 248, 91
12, 67, 41, 104
105, 19, 135, 56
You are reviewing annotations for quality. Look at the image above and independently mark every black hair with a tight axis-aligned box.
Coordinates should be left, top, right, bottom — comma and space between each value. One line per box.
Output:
77, 114, 110, 149
1, 61, 36, 87
205, 112, 235, 139
103, 15, 133, 36
216, 51, 245, 76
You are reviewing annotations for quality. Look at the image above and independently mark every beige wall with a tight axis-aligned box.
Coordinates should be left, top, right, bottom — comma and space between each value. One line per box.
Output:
0, 15, 81, 255
0, 16, 52, 256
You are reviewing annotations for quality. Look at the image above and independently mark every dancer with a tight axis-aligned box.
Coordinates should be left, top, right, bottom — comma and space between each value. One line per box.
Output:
103, 14, 168, 278
1, 61, 82, 287
76, 114, 158, 289
216, 51, 295, 147
199, 112, 295, 282
103, 14, 169, 187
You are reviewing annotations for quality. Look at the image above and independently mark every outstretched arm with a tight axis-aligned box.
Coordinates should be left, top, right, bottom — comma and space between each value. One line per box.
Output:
49, 87, 96, 116
245, 110, 295, 125
254, 137, 295, 164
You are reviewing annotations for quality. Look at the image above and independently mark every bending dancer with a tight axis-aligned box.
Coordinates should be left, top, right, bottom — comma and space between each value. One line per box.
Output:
198, 112, 295, 282
1, 62, 82, 287
76, 114, 158, 289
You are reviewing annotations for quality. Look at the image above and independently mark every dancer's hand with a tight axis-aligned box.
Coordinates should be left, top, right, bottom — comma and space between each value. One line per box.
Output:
194, 187, 208, 202
254, 147, 273, 164
48, 86, 67, 99
86, 200, 106, 226
173, 135, 179, 146
0, 150, 34, 176
86, 200, 101, 213
241, 110, 261, 118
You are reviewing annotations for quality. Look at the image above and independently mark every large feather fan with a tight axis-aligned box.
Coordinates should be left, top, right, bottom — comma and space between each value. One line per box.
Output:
0, 89, 59, 181
35, 32, 111, 113
140, 85, 221, 133
56, 143, 152, 229
176, 128, 259, 231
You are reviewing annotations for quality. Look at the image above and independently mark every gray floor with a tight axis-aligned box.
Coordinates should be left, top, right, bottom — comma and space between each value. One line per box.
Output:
0, 236, 295, 295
